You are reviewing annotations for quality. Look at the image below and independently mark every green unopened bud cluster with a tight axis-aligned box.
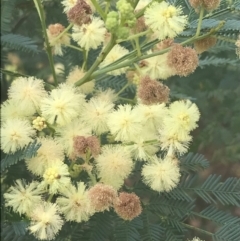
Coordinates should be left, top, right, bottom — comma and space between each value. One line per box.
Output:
105, 0, 137, 39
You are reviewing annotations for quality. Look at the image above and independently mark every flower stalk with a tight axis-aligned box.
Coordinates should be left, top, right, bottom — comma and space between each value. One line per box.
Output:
33, 0, 58, 86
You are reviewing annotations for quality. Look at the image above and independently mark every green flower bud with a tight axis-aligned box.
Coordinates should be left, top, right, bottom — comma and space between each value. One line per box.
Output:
106, 11, 119, 31
126, 18, 136, 28
116, 26, 129, 39
117, 0, 134, 18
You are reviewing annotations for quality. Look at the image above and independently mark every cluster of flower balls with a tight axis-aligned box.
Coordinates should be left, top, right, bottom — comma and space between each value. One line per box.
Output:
1, 0, 224, 240
1, 74, 200, 240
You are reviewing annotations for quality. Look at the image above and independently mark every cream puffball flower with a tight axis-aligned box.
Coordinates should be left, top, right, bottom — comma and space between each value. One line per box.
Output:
41, 84, 85, 126
29, 202, 63, 241
107, 104, 143, 142
144, 1, 188, 40
1, 99, 32, 122
96, 145, 133, 190
140, 52, 175, 80
66, 66, 95, 94
56, 118, 91, 157
80, 97, 114, 135
40, 161, 70, 194
99, 44, 129, 76
135, 103, 167, 130
72, 17, 106, 50
56, 182, 94, 222
163, 100, 200, 138
8, 76, 47, 115
126, 137, 159, 161
4, 180, 43, 216
95, 88, 117, 103
26, 138, 64, 176
1, 118, 36, 154
159, 128, 192, 156
47, 24, 70, 56
142, 156, 181, 192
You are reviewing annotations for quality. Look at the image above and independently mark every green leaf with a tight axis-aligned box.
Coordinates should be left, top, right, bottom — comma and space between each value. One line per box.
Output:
180, 153, 210, 173
114, 216, 143, 241
1, 0, 17, 33
148, 197, 195, 219
195, 175, 240, 206
1, 141, 41, 173
1, 34, 40, 54
1, 221, 29, 241
213, 221, 240, 241
199, 56, 240, 68
142, 211, 164, 241
199, 206, 240, 225
89, 212, 113, 241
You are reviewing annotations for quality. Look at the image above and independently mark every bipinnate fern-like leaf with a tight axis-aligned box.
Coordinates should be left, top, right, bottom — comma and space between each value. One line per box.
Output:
213, 221, 240, 241
89, 212, 113, 241
148, 197, 195, 219
199, 206, 240, 225
1, 221, 29, 241
142, 211, 165, 241
194, 175, 240, 206
199, 56, 240, 68
114, 216, 143, 241
1, 0, 17, 33
1, 34, 39, 54
1, 141, 41, 173
180, 153, 209, 173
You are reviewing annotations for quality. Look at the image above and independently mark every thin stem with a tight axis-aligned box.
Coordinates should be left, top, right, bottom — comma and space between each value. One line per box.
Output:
51, 23, 73, 44
86, 170, 97, 185
91, 0, 106, 20
217, 36, 236, 43
74, 35, 116, 87
104, 1, 110, 14
33, 0, 58, 86
135, 37, 141, 56
82, 22, 225, 83
181, 223, 214, 237
47, 194, 54, 202
66, 44, 83, 52
82, 49, 89, 70
116, 82, 131, 96
116, 29, 150, 43
44, 82, 55, 91
196, 6, 205, 37
118, 97, 136, 104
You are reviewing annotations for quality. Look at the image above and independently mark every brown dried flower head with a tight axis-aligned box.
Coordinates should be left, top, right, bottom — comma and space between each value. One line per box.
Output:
67, 0, 92, 26
48, 24, 65, 37
194, 36, 217, 54
155, 39, 174, 51
135, 16, 147, 32
114, 192, 142, 221
88, 183, 117, 212
189, 0, 221, 12
137, 76, 170, 105
167, 44, 199, 77
73, 135, 101, 157
73, 136, 88, 156
86, 136, 101, 157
